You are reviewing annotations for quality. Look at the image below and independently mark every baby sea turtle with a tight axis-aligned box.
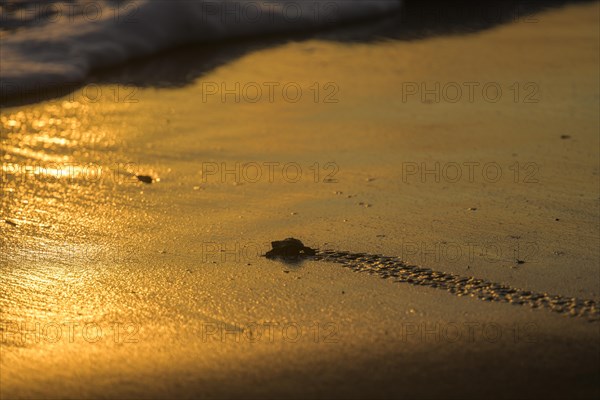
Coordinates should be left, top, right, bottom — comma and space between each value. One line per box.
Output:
136, 175, 153, 184
265, 238, 316, 260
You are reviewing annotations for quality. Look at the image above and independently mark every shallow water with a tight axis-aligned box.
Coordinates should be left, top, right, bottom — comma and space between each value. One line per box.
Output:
0, 0, 402, 97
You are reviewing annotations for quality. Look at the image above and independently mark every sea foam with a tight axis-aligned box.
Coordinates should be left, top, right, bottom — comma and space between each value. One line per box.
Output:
0, 0, 402, 98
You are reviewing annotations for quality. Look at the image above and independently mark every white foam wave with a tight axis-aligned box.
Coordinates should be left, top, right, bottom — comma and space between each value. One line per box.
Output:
0, 0, 402, 97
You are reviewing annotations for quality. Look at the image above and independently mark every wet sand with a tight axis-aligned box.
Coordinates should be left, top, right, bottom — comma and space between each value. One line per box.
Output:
1, 2, 599, 399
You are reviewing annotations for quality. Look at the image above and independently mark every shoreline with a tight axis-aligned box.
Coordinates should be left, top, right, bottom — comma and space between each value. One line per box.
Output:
3, 1, 596, 107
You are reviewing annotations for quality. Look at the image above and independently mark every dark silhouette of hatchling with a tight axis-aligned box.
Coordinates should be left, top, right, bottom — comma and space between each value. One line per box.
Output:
265, 238, 316, 259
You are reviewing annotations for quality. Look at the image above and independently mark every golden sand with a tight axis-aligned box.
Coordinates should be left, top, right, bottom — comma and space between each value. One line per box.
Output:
1, 3, 599, 398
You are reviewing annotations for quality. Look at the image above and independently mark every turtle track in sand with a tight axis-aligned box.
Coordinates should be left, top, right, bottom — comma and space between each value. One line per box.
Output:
312, 249, 600, 321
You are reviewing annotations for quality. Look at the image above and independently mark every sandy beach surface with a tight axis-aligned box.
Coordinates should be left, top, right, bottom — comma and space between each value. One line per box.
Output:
1, 2, 599, 399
